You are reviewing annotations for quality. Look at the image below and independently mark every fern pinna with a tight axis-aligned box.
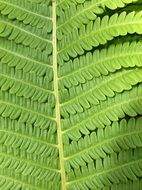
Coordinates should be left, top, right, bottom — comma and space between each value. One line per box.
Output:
0, 0, 142, 189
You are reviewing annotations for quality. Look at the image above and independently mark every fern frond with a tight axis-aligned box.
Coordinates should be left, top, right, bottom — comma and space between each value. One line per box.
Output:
0, 73, 54, 105
110, 179, 142, 190
0, 116, 59, 188
0, 46, 52, 78
62, 84, 142, 140
0, 116, 57, 144
60, 68, 142, 115
0, 14, 52, 40
67, 148, 142, 190
0, 0, 52, 18
58, 11, 142, 63
0, 155, 60, 189
59, 40, 142, 87
1, 0, 142, 189
0, 39, 54, 99
64, 118, 142, 166
57, 0, 105, 39
0, 20, 52, 52
56, 0, 75, 11
0, 37, 52, 65
0, 89, 55, 125
57, 0, 139, 11
0, 178, 27, 190
57, 0, 139, 39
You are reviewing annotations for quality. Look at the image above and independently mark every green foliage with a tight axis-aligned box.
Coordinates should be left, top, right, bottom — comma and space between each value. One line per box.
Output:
0, 0, 142, 190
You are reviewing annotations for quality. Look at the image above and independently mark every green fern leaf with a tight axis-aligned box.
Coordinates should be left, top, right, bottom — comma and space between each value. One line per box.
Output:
0, 0, 142, 190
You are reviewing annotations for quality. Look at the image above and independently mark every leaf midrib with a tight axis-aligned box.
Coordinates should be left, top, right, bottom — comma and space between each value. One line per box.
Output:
52, 2, 66, 190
